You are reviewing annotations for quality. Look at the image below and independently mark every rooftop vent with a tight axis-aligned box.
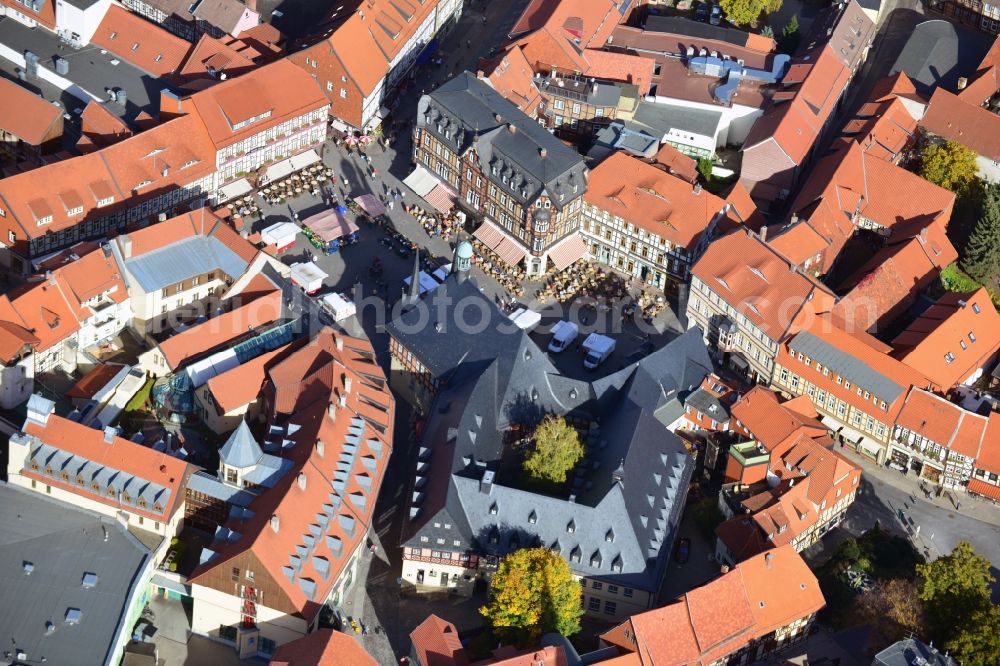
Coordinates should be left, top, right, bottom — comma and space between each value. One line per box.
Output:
23, 561, 34, 575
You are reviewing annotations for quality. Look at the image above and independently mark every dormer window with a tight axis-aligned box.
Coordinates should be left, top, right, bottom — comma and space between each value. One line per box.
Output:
107, 486, 116, 497
30, 461, 39, 471
969, 332, 977, 343
606, 528, 615, 543
138, 497, 147, 508
566, 519, 576, 533
489, 502, 498, 515
91, 481, 100, 492
973, 303, 982, 314
153, 502, 163, 513
528, 510, 537, 524
76, 475, 84, 486
44, 464, 52, 475
944, 352, 955, 364
60, 471, 69, 482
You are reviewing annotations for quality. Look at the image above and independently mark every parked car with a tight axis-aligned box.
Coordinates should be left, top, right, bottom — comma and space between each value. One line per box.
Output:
694, 3, 709, 21
676, 537, 691, 564
710, 4, 723, 25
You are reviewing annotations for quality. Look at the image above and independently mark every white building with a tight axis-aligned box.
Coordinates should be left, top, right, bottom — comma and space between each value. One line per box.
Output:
54, 0, 112, 46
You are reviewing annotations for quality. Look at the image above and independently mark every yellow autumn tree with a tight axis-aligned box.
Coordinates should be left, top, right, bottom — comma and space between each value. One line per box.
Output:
480, 547, 583, 645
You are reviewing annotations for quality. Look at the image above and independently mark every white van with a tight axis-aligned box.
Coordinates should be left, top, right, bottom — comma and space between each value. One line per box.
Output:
582, 333, 616, 369
547, 321, 579, 354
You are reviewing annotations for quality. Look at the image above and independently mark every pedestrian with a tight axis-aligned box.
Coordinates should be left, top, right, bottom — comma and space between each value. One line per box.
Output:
388, 200, 394, 211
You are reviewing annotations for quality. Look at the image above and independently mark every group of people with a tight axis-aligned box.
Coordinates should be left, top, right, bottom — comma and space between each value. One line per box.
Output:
535, 263, 632, 305
256, 165, 334, 207
470, 238, 527, 298
409, 206, 460, 242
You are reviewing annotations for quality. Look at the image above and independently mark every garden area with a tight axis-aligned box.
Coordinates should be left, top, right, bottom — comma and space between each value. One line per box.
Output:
816, 527, 1000, 664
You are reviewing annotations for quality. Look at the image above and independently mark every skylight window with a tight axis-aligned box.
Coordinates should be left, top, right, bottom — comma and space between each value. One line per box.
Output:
82, 572, 98, 588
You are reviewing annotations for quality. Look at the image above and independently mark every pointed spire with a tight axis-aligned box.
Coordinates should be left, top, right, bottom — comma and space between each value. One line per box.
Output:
405, 248, 421, 305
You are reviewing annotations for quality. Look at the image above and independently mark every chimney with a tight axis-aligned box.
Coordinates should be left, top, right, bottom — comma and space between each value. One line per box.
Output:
45, 270, 55, 285
327, 401, 337, 422
765, 552, 773, 569
958, 299, 967, 308
759, 225, 768, 242
693, 183, 702, 195
539, 147, 547, 158
957, 76, 968, 90
720, 563, 730, 573
103, 426, 116, 444
335, 335, 344, 351
120, 235, 132, 258
507, 122, 517, 134
494, 112, 503, 123
476, 69, 485, 79
480, 469, 495, 494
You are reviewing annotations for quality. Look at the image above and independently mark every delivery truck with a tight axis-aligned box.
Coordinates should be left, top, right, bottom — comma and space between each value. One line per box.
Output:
582, 333, 616, 370
547, 321, 578, 353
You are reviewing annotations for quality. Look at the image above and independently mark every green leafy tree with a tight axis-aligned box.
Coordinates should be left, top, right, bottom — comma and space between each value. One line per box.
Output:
720, 0, 767, 26
480, 548, 584, 644
523, 416, 584, 484
779, 15, 800, 54
919, 140, 980, 196
960, 182, 1000, 284
698, 157, 714, 182
917, 541, 994, 642
945, 605, 1000, 666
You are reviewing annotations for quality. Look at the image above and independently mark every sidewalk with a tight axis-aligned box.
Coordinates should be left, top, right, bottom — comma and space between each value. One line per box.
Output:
837, 442, 1000, 528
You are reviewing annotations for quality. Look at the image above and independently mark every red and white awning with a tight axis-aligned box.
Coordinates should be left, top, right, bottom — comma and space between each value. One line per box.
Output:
474, 220, 528, 267
424, 184, 456, 214
546, 232, 589, 271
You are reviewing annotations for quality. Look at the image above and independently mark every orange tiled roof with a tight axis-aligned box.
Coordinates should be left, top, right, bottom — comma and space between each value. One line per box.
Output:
157, 290, 282, 369
956, 38, 1000, 105
191, 329, 393, 622
922, 87, 1000, 162
691, 230, 836, 342
269, 628, 377, 665
79, 101, 132, 150
582, 49, 655, 96
409, 616, 465, 666
968, 477, 1000, 502
90, 5, 191, 77
0, 78, 63, 146
22, 413, 190, 523
893, 288, 1000, 390
512, 0, 629, 49
482, 46, 544, 115
205, 343, 292, 414
0, 293, 40, 363
187, 58, 328, 148
731, 387, 829, 453
179, 33, 258, 82
651, 142, 698, 184
895, 388, 990, 459
973, 413, 1000, 475
0, 0, 54, 28
603, 545, 824, 665
585, 151, 727, 251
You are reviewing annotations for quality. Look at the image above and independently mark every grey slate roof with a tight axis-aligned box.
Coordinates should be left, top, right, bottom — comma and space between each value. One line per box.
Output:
123, 234, 250, 292
633, 101, 723, 139
873, 638, 957, 666
685, 387, 731, 422
219, 421, 263, 469
643, 15, 757, 48
191, 0, 252, 33
0, 485, 151, 666
888, 18, 994, 96
419, 72, 587, 210
789, 330, 904, 403
394, 276, 712, 591
593, 122, 659, 157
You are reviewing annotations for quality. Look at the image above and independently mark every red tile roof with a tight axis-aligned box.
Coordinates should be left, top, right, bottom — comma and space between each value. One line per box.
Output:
512, 0, 629, 48
0, 78, 63, 146
921, 87, 1000, 161
90, 5, 191, 77
409, 616, 467, 666
585, 152, 727, 251
730, 387, 829, 453
0, 0, 54, 28
157, 290, 282, 369
269, 628, 377, 665
691, 230, 836, 342
972, 413, 1000, 475
651, 143, 698, 184
834, 230, 958, 333
188, 58, 328, 149
602, 545, 824, 665
482, 47, 544, 115
178, 34, 258, 82
205, 343, 292, 414
66, 363, 128, 400
895, 388, 990, 459
79, 101, 132, 151
893, 288, 1000, 390
190, 329, 393, 623
22, 414, 190, 522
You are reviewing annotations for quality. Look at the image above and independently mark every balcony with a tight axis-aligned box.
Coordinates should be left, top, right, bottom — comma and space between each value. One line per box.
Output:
406, 553, 475, 568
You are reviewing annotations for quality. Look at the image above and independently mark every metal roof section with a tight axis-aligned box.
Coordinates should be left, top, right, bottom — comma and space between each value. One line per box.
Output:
219, 421, 263, 469
123, 234, 250, 292
0, 484, 151, 666
789, 330, 905, 403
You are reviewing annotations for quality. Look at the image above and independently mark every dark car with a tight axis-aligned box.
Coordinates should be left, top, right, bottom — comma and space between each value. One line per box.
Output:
676, 537, 691, 564
694, 3, 709, 22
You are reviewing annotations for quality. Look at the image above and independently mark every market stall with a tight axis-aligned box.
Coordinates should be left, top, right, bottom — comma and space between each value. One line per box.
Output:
289, 261, 328, 294
261, 221, 300, 252
320, 292, 357, 322
353, 194, 387, 217
302, 207, 360, 252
